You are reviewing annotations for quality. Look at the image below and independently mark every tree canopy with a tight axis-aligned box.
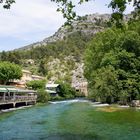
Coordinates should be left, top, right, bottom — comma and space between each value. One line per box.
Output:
84, 20, 140, 104
0, 61, 22, 85
26, 80, 46, 90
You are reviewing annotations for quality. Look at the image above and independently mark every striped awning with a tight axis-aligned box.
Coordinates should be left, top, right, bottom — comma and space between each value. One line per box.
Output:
0, 87, 8, 92
0, 85, 36, 94
17, 89, 37, 93
7, 88, 18, 93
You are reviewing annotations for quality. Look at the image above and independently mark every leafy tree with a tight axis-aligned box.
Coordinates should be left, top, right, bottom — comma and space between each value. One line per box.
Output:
84, 21, 140, 104
0, 51, 21, 65
51, 0, 140, 25
0, 61, 22, 85
0, 51, 8, 61
0, 0, 15, 9
38, 60, 48, 76
56, 80, 76, 99
37, 89, 50, 103
26, 80, 46, 90
26, 80, 49, 103
88, 65, 120, 103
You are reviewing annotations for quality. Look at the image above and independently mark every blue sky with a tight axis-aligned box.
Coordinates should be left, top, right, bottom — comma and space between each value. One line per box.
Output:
0, 0, 133, 52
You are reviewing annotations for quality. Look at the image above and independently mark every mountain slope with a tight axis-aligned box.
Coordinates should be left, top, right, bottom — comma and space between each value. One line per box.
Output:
17, 13, 111, 51
1, 13, 115, 86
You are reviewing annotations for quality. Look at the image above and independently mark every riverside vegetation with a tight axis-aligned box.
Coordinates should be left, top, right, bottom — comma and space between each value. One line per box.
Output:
0, 14, 140, 105
26, 79, 82, 103
85, 20, 140, 104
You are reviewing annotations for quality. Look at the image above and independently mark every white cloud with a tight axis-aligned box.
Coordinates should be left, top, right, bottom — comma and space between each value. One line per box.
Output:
0, 0, 65, 40
0, 0, 134, 51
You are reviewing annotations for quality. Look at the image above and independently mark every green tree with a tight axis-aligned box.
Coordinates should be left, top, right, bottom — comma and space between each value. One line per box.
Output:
56, 80, 76, 99
26, 80, 46, 90
38, 60, 48, 76
0, 51, 8, 61
84, 21, 140, 104
37, 89, 50, 103
0, 61, 22, 85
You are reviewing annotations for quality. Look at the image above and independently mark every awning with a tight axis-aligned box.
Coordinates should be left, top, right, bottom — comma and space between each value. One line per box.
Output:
46, 84, 59, 88
17, 89, 37, 93
0, 87, 8, 93
0, 85, 37, 93
7, 88, 18, 93
46, 89, 57, 94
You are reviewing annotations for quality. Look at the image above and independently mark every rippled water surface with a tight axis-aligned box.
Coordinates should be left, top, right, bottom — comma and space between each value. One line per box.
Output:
0, 100, 140, 140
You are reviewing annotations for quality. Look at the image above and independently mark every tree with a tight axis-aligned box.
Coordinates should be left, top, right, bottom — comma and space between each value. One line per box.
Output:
38, 60, 48, 76
0, 0, 15, 9
0, 61, 22, 85
84, 21, 140, 104
0, 51, 22, 65
37, 89, 50, 103
56, 80, 76, 98
26, 80, 46, 90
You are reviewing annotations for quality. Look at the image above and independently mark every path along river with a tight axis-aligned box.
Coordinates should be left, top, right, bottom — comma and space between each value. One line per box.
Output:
0, 99, 140, 140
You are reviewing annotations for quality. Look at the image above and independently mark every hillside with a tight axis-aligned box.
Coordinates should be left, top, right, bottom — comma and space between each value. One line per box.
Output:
0, 13, 113, 85
17, 13, 111, 51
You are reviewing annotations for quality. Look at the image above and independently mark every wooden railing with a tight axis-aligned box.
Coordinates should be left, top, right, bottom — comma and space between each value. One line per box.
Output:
0, 96, 37, 103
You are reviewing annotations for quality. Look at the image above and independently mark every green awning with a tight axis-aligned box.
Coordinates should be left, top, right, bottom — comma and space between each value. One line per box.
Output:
7, 88, 18, 93
0, 87, 8, 92
17, 89, 37, 93
0, 85, 36, 93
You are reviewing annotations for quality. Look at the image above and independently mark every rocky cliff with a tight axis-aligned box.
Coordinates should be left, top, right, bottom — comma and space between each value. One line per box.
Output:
18, 13, 111, 51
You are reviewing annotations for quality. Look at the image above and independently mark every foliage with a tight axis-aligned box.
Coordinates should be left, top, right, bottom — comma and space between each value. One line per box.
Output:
0, 61, 22, 85
84, 21, 140, 104
0, 32, 89, 79
50, 95, 63, 101
0, 0, 15, 9
26, 80, 46, 90
56, 80, 76, 99
37, 89, 50, 103
0, 51, 21, 65
52, 0, 140, 25
38, 59, 48, 76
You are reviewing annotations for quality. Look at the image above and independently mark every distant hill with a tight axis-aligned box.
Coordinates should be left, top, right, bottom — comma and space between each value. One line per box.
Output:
16, 13, 112, 51
2, 13, 130, 86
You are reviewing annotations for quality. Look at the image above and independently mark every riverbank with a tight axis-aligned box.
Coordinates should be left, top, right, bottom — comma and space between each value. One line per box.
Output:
0, 98, 139, 115
0, 105, 33, 114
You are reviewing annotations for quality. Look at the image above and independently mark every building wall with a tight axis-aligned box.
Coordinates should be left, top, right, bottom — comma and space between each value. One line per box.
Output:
72, 81, 88, 96
12, 70, 44, 88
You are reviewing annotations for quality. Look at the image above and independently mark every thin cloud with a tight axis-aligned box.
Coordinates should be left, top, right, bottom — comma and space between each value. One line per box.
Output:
0, 0, 134, 51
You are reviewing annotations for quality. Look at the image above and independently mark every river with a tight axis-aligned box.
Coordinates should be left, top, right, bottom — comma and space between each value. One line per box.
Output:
0, 99, 140, 140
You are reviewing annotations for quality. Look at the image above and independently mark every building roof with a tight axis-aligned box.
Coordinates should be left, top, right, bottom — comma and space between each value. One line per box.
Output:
22, 69, 31, 74
0, 87, 7, 92
46, 89, 57, 94
46, 84, 59, 88
17, 89, 37, 93
6, 88, 17, 92
32, 75, 44, 80
0, 85, 36, 93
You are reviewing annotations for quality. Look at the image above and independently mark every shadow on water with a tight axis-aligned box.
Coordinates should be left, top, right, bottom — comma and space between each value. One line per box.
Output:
40, 133, 104, 140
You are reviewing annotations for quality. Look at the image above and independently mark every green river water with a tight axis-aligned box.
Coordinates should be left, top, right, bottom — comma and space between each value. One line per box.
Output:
0, 100, 140, 140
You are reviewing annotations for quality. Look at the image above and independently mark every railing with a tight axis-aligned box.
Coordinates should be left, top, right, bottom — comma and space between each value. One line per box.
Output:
0, 96, 37, 104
